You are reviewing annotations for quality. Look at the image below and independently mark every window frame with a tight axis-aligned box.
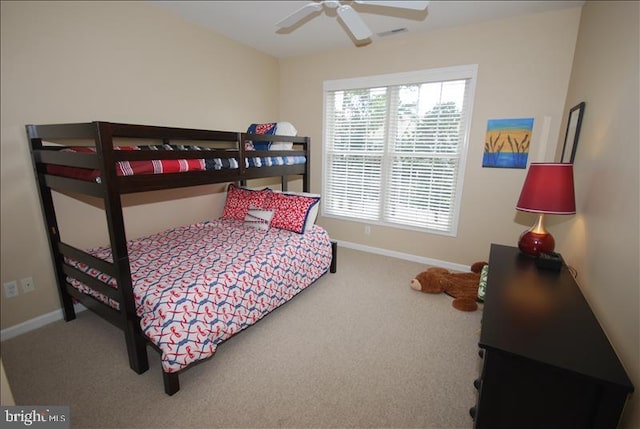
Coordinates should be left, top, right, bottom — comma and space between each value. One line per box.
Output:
321, 64, 478, 236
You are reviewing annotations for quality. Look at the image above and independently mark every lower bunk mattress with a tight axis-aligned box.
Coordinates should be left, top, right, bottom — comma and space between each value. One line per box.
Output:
65, 218, 332, 372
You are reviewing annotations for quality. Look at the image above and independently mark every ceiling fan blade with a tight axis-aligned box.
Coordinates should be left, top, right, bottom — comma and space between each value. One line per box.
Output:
354, 1, 430, 10
276, 3, 323, 28
337, 5, 373, 40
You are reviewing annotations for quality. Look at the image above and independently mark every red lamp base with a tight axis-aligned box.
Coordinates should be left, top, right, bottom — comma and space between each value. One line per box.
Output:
518, 229, 555, 257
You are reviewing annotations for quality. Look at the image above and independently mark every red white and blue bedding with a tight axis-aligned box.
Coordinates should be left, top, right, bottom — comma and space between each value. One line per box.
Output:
46, 146, 306, 182
65, 218, 332, 372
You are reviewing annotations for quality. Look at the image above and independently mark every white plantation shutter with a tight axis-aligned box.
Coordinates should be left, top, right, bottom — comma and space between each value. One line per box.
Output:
323, 65, 477, 235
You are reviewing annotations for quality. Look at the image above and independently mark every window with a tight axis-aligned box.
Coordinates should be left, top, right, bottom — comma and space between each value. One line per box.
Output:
322, 65, 477, 235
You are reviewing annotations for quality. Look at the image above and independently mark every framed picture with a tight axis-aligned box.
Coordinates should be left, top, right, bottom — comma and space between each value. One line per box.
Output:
560, 102, 585, 163
482, 117, 534, 169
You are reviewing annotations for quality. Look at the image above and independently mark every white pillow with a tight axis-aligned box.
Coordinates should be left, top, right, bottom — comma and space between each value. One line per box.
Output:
270, 122, 298, 150
243, 207, 274, 231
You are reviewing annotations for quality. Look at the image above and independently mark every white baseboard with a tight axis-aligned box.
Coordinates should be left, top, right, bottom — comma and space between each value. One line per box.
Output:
0, 303, 86, 342
336, 240, 470, 272
1, 243, 464, 341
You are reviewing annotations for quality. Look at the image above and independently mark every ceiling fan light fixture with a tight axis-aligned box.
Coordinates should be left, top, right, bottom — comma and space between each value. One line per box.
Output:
324, 1, 341, 9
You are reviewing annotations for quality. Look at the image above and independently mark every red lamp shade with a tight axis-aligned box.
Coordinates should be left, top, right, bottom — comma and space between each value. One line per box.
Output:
517, 163, 576, 214
516, 163, 576, 256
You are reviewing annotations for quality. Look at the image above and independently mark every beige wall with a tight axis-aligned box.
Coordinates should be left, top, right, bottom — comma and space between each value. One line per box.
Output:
553, 2, 639, 426
279, 7, 582, 265
0, 1, 280, 328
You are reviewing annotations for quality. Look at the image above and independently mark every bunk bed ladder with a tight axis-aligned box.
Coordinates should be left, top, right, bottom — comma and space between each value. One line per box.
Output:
94, 122, 149, 375
27, 130, 77, 323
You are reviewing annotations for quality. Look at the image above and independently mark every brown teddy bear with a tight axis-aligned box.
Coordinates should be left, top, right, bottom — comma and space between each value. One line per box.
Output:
410, 262, 488, 311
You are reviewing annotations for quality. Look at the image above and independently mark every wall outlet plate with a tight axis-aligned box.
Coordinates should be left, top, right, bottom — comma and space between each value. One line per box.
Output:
20, 277, 35, 293
3, 281, 19, 298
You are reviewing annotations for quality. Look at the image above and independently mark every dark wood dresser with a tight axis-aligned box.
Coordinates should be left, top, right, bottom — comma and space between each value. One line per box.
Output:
472, 244, 634, 428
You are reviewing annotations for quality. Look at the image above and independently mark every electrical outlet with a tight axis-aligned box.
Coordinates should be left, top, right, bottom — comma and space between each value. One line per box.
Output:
3, 281, 19, 298
20, 277, 35, 293
364, 225, 371, 235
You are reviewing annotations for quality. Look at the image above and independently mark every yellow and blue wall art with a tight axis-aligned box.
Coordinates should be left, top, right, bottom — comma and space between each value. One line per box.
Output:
483, 117, 534, 169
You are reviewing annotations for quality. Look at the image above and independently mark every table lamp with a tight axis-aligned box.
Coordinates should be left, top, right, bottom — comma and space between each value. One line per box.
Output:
515, 163, 576, 256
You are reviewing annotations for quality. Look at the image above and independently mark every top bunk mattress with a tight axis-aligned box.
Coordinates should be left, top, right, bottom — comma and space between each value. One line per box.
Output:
45, 145, 306, 182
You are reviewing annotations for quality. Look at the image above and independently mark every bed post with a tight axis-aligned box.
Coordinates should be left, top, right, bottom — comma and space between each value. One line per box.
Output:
238, 132, 247, 188
303, 137, 311, 193
330, 241, 338, 273
163, 371, 180, 396
95, 122, 149, 375
26, 127, 77, 322
237, 132, 246, 179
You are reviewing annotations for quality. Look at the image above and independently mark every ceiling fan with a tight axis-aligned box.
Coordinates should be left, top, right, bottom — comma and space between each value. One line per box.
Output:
276, 1, 430, 42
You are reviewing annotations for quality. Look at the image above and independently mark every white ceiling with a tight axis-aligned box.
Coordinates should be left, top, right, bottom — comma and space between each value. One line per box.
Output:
151, 1, 584, 59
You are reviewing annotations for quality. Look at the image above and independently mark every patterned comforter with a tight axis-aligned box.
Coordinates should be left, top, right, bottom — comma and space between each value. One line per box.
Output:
65, 218, 332, 372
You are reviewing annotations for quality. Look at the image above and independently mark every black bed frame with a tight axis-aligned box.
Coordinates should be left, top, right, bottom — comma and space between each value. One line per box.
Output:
26, 121, 338, 395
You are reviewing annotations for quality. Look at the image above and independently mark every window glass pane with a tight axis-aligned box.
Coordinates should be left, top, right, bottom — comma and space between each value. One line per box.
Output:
323, 66, 475, 235
329, 88, 387, 152
395, 80, 465, 154
385, 157, 457, 231
324, 154, 382, 220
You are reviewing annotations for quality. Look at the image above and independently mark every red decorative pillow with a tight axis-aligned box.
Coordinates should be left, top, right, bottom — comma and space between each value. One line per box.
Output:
264, 192, 320, 234
222, 184, 270, 221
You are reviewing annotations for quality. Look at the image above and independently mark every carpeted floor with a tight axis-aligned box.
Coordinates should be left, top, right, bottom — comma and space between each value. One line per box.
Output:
1, 248, 482, 428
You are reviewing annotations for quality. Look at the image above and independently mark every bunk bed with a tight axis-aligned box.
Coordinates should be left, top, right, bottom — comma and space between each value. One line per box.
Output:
26, 121, 338, 395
